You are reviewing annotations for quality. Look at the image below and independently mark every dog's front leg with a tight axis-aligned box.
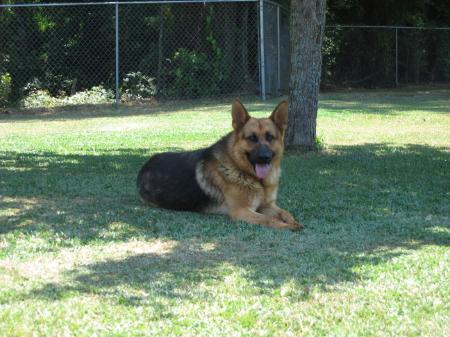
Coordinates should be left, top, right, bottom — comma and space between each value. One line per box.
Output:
223, 188, 299, 231
229, 207, 296, 230
259, 204, 304, 230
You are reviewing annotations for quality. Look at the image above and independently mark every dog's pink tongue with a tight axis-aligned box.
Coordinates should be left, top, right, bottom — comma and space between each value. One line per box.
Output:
255, 164, 271, 179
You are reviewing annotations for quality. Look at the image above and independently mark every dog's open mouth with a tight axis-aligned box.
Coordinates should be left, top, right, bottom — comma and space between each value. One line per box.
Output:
254, 163, 271, 179
246, 152, 272, 180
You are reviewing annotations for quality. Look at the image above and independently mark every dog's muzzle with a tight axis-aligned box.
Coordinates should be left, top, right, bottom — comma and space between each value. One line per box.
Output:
247, 145, 273, 179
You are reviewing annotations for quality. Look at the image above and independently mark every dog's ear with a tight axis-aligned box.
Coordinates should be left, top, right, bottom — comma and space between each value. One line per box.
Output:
231, 99, 250, 131
270, 101, 289, 132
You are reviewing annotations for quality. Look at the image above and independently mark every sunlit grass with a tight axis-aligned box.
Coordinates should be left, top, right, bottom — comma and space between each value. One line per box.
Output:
0, 88, 449, 336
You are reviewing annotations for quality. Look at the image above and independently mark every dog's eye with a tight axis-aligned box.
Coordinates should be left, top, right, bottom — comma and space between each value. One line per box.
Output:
247, 134, 258, 143
266, 133, 274, 142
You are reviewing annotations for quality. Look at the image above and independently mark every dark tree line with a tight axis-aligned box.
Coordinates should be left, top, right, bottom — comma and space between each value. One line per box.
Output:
323, 0, 450, 87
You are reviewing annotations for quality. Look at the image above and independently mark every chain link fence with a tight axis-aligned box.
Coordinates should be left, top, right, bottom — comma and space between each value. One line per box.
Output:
0, 0, 261, 111
322, 25, 450, 89
0, 1, 449, 111
0, 3, 117, 109
120, 2, 260, 100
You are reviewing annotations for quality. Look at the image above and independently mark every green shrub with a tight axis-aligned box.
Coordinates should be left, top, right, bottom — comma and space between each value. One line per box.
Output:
167, 48, 221, 97
0, 72, 12, 108
315, 135, 325, 151
22, 74, 76, 98
122, 72, 156, 101
20, 90, 58, 109
20, 85, 114, 109
21, 78, 43, 97
62, 86, 114, 106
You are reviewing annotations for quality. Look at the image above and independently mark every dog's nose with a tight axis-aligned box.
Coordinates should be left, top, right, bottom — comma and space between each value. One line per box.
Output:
256, 145, 273, 164
257, 153, 272, 163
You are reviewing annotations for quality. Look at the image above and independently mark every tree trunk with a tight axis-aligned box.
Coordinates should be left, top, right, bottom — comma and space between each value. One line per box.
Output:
286, 0, 327, 151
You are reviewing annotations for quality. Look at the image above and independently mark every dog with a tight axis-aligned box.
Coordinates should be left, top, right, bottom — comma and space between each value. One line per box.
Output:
137, 100, 303, 231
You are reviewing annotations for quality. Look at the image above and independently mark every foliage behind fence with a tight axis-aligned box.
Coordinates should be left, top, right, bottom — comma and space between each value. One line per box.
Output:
0, 1, 260, 108
322, 26, 450, 88
0, 1, 449, 110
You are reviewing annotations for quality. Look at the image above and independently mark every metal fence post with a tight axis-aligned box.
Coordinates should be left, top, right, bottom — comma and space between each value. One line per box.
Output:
395, 27, 398, 86
259, 0, 266, 100
277, 3, 280, 95
115, 1, 120, 107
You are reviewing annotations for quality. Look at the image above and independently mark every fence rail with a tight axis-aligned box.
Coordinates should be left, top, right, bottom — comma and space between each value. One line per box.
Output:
327, 25, 450, 30
0, 0, 259, 8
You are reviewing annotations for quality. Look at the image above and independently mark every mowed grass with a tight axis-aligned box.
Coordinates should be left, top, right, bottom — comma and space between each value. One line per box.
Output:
0, 89, 449, 336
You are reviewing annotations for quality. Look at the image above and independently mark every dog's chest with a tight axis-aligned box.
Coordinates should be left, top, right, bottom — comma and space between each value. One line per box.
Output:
206, 189, 262, 214
197, 159, 280, 214
218, 164, 258, 190
248, 193, 263, 211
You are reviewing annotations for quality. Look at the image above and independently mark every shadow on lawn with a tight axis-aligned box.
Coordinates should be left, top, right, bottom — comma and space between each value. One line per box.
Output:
2, 88, 448, 123
0, 95, 274, 122
1, 143, 449, 305
319, 89, 450, 115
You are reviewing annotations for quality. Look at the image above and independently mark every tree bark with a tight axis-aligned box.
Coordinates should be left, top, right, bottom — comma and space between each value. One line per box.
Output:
286, 0, 327, 151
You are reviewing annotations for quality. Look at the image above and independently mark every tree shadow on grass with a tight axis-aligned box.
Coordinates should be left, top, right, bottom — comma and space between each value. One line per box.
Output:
3, 88, 448, 123
0, 95, 273, 122
1, 143, 449, 306
319, 89, 450, 115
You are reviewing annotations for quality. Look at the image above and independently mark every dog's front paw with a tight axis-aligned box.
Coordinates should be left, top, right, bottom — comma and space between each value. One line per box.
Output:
289, 220, 304, 232
279, 210, 300, 225
267, 218, 304, 231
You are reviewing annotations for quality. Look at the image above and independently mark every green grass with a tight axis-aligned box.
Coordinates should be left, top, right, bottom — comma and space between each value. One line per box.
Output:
1, 89, 449, 336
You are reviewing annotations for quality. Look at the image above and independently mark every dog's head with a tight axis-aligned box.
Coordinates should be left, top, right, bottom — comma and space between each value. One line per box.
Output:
230, 99, 288, 180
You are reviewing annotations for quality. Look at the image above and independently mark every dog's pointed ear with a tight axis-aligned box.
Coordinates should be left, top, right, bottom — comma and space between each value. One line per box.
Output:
231, 99, 250, 131
270, 100, 289, 132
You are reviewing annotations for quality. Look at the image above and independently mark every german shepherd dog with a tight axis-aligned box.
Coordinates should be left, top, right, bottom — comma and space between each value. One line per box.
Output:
137, 100, 303, 231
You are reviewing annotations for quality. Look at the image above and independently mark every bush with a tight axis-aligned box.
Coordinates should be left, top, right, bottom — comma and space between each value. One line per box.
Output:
167, 48, 221, 97
20, 90, 56, 109
44, 73, 76, 97
62, 86, 114, 105
21, 78, 43, 97
121, 72, 156, 101
0, 72, 12, 108
22, 74, 76, 98
20, 85, 114, 109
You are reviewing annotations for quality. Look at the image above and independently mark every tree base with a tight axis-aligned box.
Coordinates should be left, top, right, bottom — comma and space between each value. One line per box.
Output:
285, 144, 320, 154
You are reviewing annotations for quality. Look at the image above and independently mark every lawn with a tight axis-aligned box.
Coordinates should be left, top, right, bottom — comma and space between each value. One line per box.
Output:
0, 88, 449, 336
